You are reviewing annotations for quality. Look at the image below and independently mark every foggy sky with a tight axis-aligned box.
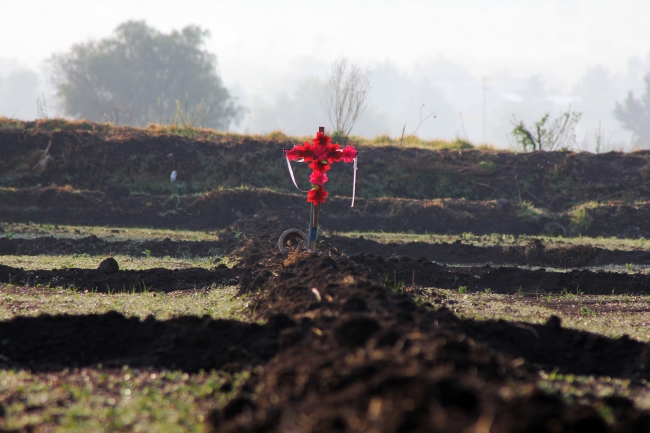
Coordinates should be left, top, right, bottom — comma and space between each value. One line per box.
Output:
2, 0, 650, 150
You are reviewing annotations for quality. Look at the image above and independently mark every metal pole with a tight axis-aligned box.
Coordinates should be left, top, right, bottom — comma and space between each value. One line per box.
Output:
309, 202, 319, 250
308, 126, 324, 251
482, 77, 487, 143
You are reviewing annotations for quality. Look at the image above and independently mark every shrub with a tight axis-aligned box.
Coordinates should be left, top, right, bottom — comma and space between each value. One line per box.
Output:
516, 201, 550, 222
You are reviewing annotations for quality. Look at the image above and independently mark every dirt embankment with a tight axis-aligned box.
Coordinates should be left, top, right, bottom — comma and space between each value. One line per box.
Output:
3, 187, 650, 238
3, 124, 650, 209
0, 312, 278, 372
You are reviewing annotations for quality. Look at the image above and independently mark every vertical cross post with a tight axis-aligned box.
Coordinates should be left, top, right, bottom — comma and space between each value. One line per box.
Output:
309, 126, 325, 250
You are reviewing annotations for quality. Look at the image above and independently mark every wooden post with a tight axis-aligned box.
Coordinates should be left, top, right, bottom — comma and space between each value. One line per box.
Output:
309, 126, 324, 250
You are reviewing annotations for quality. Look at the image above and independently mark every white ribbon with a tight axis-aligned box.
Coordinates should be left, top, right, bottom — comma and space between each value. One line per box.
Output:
351, 157, 357, 208
285, 155, 310, 193
285, 153, 358, 207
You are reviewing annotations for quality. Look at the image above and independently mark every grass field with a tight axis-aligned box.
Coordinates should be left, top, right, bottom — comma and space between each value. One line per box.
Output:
0, 276, 250, 431
335, 230, 650, 252
422, 288, 650, 342
0, 366, 249, 432
0, 220, 251, 432
1, 222, 219, 242
3, 227, 650, 430
0, 284, 246, 321
1, 254, 231, 272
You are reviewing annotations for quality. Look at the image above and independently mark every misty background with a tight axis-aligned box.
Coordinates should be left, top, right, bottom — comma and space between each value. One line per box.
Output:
3, 0, 650, 151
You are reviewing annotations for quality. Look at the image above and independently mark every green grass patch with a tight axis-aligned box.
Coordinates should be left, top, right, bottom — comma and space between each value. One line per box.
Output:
536, 373, 650, 411
0, 366, 249, 432
570, 201, 598, 233
516, 200, 551, 222
0, 284, 247, 321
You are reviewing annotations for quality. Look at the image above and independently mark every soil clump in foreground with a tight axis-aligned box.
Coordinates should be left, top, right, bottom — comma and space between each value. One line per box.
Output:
203, 227, 650, 433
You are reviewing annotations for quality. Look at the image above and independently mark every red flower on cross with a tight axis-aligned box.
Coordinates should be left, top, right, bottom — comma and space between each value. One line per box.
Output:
285, 131, 357, 204
307, 187, 329, 204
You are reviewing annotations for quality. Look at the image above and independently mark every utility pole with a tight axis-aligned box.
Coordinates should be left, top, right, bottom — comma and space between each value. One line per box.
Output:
482, 77, 487, 144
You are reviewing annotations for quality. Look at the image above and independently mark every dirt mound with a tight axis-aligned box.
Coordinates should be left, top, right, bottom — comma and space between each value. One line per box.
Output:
3, 125, 650, 210
0, 262, 240, 293
329, 235, 650, 267
204, 245, 650, 432
348, 253, 650, 295
0, 234, 236, 258
0, 311, 279, 372
461, 316, 650, 380
0, 186, 532, 235
5, 187, 650, 238
4, 231, 650, 270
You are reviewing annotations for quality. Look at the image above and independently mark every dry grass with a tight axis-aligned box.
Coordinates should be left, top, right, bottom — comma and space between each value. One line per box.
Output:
1, 222, 220, 242
1, 254, 230, 272
282, 248, 311, 267
420, 288, 650, 342
0, 283, 248, 321
333, 230, 650, 253
0, 116, 496, 151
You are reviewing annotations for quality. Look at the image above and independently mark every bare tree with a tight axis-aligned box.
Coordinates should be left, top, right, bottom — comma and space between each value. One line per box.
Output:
323, 58, 371, 139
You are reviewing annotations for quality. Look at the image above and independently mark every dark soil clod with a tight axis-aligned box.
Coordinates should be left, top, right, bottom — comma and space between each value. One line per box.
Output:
97, 257, 119, 274
546, 315, 562, 329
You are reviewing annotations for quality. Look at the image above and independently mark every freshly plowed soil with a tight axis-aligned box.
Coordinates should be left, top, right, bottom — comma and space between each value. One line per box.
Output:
329, 235, 650, 267
0, 263, 240, 293
0, 312, 279, 372
0, 234, 235, 258
346, 254, 650, 295
205, 232, 650, 432
3, 232, 650, 268
0, 187, 534, 235
4, 186, 650, 238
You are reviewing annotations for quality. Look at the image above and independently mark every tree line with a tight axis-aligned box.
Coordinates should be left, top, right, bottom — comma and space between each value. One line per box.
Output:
49, 20, 650, 147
